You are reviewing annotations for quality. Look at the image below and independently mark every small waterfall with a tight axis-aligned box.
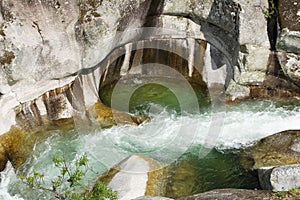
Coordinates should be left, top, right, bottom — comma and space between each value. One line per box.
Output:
2, 100, 300, 199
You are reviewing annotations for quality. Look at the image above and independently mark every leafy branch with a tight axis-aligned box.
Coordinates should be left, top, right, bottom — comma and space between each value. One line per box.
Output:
20, 154, 117, 200
261, 0, 277, 18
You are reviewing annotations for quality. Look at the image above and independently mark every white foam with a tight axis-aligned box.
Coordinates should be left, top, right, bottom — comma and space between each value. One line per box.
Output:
1, 100, 300, 199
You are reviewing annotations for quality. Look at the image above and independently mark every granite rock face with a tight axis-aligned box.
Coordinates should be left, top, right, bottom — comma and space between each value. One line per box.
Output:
276, 0, 300, 89
0, 0, 242, 135
225, 0, 271, 101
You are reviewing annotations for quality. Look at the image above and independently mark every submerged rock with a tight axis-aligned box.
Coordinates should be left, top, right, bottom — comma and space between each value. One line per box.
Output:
92, 102, 148, 128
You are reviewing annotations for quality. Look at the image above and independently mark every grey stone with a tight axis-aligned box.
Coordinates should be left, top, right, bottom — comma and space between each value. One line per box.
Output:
225, 80, 250, 101
235, 71, 266, 86
277, 29, 300, 54
234, 0, 269, 46
258, 164, 300, 191
277, 51, 300, 86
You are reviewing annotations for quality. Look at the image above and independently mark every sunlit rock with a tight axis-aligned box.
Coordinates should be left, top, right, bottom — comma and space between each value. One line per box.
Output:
97, 155, 166, 200
0, 126, 30, 170
241, 130, 300, 169
226, 0, 271, 100
258, 164, 300, 191
225, 80, 250, 102
92, 102, 148, 128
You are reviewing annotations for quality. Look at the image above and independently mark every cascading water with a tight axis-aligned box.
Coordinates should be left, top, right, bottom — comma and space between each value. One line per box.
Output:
1, 79, 300, 199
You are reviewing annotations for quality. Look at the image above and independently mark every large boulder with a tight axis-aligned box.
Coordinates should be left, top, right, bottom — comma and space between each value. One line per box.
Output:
96, 154, 166, 200
177, 189, 272, 200
0, 0, 241, 135
241, 130, 300, 192
241, 130, 300, 169
258, 164, 300, 191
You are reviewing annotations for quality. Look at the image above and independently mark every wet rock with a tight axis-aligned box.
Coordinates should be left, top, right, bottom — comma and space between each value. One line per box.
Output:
241, 130, 300, 169
178, 188, 272, 200
96, 154, 166, 200
93, 102, 147, 128
0, 126, 31, 170
258, 164, 300, 191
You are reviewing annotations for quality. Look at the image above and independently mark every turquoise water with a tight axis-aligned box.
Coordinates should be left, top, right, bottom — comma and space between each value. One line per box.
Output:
1, 81, 300, 199
99, 78, 210, 115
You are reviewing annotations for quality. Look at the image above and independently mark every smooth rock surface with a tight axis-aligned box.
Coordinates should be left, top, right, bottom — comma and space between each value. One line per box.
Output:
258, 164, 300, 191
241, 130, 300, 169
97, 155, 166, 200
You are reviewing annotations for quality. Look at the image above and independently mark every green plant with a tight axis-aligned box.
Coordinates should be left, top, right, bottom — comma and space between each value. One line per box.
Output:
20, 154, 117, 200
87, 182, 118, 200
262, 0, 277, 18
273, 187, 300, 199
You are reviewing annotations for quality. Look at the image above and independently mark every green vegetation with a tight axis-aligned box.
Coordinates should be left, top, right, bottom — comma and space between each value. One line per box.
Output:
262, 0, 277, 18
273, 187, 300, 199
20, 154, 117, 200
